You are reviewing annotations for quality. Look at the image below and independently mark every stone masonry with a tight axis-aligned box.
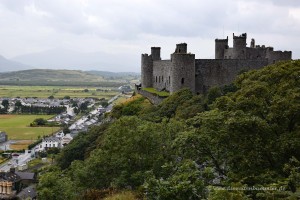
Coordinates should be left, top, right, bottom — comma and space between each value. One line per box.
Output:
141, 33, 292, 94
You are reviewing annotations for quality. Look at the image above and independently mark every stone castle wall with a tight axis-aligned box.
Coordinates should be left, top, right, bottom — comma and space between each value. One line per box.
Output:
195, 59, 268, 93
141, 54, 153, 88
141, 33, 292, 95
136, 89, 166, 105
266, 50, 292, 65
170, 53, 195, 93
152, 60, 171, 91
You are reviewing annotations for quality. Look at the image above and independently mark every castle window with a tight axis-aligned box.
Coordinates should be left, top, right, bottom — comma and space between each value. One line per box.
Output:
156, 76, 157, 82
162, 76, 163, 82
169, 76, 170, 84
181, 78, 184, 84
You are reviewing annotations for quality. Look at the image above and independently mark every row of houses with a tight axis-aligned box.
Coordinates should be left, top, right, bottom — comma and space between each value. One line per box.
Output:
0, 97, 96, 113
36, 105, 107, 152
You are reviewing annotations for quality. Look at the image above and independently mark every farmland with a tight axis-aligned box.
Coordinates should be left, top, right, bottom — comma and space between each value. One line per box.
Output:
0, 115, 60, 140
0, 85, 119, 99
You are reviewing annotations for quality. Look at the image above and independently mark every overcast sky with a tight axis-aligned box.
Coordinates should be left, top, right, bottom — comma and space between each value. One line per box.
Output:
0, 0, 299, 72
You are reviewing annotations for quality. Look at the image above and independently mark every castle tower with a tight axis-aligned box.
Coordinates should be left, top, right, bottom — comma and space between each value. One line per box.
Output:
175, 43, 187, 53
215, 37, 228, 59
232, 33, 247, 59
233, 33, 247, 49
151, 47, 161, 61
141, 53, 153, 88
170, 44, 195, 93
250, 38, 255, 48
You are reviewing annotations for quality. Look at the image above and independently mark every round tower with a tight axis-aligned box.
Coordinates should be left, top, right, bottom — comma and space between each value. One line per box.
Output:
175, 43, 187, 53
250, 38, 255, 48
215, 37, 228, 59
170, 53, 195, 94
151, 47, 161, 61
232, 33, 247, 59
233, 33, 247, 49
141, 54, 153, 88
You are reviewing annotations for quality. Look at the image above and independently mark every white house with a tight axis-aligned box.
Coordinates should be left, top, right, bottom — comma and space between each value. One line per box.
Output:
61, 134, 73, 146
39, 136, 61, 151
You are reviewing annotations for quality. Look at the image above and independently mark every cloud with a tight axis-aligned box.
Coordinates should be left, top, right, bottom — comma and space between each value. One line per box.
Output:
0, 0, 299, 71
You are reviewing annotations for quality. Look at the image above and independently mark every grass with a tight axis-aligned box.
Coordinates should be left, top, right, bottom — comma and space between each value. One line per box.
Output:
0, 85, 119, 99
0, 157, 8, 165
142, 87, 169, 97
0, 115, 60, 140
104, 191, 137, 200
113, 93, 134, 105
28, 158, 44, 168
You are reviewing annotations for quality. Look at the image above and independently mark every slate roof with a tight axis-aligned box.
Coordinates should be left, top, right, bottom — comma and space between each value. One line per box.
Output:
17, 185, 37, 199
15, 172, 35, 180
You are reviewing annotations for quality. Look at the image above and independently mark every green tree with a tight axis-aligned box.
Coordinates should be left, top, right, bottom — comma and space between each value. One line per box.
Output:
33, 118, 47, 126
1, 99, 9, 108
38, 167, 77, 200
144, 160, 208, 200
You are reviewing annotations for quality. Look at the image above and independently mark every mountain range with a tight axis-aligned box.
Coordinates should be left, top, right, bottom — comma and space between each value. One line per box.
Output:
0, 55, 32, 72
0, 48, 140, 73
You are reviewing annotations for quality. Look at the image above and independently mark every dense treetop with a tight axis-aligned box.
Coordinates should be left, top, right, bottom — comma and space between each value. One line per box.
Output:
38, 60, 300, 199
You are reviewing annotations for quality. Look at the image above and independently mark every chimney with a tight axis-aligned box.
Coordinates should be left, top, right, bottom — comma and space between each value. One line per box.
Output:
10, 168, 15, 173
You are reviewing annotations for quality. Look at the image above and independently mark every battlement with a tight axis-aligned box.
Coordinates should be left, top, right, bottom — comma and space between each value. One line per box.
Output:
215, 36, 229, 42
151, 47, 161, 61
175, 43, 187, 54
233, 33, 247, 39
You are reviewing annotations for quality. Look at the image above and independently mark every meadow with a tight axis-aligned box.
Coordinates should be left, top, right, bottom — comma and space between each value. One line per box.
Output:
0, 85, 119, 99
0, 115, 60, 140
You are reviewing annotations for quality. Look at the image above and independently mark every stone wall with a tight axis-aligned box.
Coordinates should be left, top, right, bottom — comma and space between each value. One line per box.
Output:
170, 53, 195, 93
266, 50, 292, 64
141, 54, 153, 88
195, 59, 268, 93
153, 60, 172, 91
136, 89, 166, 105
244, 47, 267, 59
215, 38, 228, 59
141, 35, 292, 96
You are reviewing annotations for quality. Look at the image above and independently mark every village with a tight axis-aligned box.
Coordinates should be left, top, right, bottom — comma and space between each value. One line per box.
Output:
0, 89, 132, 199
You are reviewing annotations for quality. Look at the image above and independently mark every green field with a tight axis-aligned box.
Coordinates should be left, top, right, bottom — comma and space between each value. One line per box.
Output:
0, 85, 119, 99
0, 115, 60, 140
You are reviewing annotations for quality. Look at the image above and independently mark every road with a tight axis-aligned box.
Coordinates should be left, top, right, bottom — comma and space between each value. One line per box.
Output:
0, 150, 33, 172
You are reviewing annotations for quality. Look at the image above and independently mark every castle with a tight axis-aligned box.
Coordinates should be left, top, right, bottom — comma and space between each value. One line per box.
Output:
141, 33, 292, 94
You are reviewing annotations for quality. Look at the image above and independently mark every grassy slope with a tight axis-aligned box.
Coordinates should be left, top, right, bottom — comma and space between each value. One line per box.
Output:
0, 69, 132, 86
0, 115, 60, 140
0, 69, 105, 82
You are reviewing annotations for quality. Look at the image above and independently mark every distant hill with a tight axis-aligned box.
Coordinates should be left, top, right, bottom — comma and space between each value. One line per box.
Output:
0, 69, 106, 81
11, 48, 139, 72
86, 70, 140, 77
0, 55, 32, 72
0, 69, 134, 87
